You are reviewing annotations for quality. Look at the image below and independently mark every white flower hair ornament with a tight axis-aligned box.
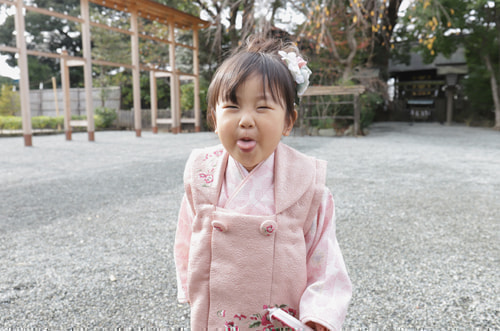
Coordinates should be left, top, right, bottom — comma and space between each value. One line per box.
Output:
278, 50, 312, 100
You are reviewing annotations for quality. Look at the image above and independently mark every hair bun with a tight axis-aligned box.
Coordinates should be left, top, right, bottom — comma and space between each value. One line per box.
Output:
236, 35, 300, 58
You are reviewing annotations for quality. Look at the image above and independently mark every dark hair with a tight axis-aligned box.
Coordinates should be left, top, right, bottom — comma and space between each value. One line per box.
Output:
207, 37, 302, 128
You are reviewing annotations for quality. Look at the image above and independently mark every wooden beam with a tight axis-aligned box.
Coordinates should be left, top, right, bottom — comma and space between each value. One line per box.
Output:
303, 85, 366, 97
353, 94, 360, 135
81, 0, 95, 141
193, 29, 201, 132
60, 51, 72, 140
87, 0, 209, 30
130, 5, 142, 137
14, 0, 32, 146
0, 45, 19, 53
150, 70, 158, 133
169, 21, 180, 134
24, 5, 84, 23
90, 21, 134, 36
93, 58, 134, 70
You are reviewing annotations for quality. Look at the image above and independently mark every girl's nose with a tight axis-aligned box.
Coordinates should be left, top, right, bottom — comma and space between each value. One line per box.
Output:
239, 110, 255, 128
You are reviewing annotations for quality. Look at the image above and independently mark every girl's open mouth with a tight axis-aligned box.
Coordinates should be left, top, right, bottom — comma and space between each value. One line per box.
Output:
236, 138, 256, 151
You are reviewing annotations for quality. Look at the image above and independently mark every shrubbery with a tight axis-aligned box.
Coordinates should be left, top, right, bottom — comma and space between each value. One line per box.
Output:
0, 109, 117, 131
95, 107, 117, 128
0, 116, 22, 130
360, 92, 383, 131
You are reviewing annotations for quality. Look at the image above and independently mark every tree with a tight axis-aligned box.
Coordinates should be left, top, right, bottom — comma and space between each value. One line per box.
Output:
298, 0, 402, 84
0, 84, 20, 116
192, 0, 256, 65
394, 0, 500, 129
0, 0, 83, 88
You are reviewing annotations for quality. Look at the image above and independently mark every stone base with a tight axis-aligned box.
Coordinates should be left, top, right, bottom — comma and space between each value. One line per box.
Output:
24, 134, 32, 147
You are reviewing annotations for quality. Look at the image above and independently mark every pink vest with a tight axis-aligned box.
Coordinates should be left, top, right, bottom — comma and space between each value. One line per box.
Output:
183, 142, 326, 329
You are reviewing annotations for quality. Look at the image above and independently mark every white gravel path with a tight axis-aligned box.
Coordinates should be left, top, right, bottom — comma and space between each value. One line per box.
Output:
0, 122, 498, 328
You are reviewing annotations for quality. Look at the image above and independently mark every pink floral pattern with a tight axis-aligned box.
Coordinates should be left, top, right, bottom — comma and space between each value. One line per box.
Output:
216, 304, 296, 330
264, 225, 274, 235
197, 148, 224, 187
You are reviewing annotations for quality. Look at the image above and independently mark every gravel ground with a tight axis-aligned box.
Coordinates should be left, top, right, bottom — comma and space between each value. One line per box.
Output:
0, 122, 498, 329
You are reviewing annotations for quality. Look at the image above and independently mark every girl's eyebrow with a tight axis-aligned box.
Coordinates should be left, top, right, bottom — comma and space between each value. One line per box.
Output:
255, 92, 273, 102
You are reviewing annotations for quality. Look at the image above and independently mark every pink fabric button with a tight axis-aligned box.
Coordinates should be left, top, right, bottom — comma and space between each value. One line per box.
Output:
211, 220, 227, 233
260, 220, 277, 236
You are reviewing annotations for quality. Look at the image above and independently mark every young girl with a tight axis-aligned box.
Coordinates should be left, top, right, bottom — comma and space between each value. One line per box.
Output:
174, 37, 351, 330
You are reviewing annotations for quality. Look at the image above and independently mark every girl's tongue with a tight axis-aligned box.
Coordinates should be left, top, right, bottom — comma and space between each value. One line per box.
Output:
237, 139, 256, 151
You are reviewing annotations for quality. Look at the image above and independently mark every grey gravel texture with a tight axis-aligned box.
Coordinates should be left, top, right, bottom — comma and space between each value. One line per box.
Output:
0, 122, 498, 329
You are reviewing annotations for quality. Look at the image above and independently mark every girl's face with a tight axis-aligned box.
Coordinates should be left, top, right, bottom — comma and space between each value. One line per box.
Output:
215, 73, 294, 172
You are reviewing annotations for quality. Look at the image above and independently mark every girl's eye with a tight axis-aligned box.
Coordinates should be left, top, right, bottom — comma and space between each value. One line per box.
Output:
222, 104, 238, 110
257, 106, 271, 111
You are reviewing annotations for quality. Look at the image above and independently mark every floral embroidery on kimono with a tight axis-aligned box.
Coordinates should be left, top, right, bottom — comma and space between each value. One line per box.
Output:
197, 147, 224, 186
218, 304, 298, 330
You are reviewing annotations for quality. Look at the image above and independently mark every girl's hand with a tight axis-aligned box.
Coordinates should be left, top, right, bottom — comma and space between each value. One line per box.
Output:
306, 322, 329, 331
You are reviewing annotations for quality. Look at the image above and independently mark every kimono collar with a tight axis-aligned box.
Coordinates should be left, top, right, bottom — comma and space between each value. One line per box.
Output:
187, 143, 318, 215
274, 142, 318, 214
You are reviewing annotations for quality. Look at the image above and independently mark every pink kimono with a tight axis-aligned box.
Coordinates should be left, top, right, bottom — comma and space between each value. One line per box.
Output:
174, 142, 351, 330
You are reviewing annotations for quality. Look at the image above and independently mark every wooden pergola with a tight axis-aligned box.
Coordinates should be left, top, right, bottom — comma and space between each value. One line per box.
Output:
0, 0, 209, 146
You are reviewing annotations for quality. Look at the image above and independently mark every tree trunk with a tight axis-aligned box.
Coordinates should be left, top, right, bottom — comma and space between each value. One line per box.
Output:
484, 55, 500, 129
228, 0, 240, 49
495, 4, 500, 130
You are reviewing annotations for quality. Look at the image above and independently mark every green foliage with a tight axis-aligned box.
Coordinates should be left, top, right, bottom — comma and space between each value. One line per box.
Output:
93, 114, 105, 129
0, 116, 22, 130
95, 107, 117, 128
393, 0, 468, 61
0, 84, 20, 116
458, 50, 496, 124
119, 72, 172, 110
31, 116, 51, 129
181, 83, 194, 112
0, 114, 116, 131
360, 92, 383, 130
0, 115, 64, 130
0, 76, 16, 87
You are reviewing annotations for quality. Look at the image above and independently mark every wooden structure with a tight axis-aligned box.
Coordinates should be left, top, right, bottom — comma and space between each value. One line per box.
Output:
389, 45, 467, 124
300, 85, 366, 135
0, 0, 209, 146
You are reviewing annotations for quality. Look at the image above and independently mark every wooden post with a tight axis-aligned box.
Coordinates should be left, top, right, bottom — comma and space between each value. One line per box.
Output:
60, 51, 72, 140
80, 0, 95, 141
150, 70, 158, 134
51, 76, 61, 131
169, 22, 180, 134
38, 82, 43, 116
130, 7, 142, 137
446, 88, 453, 126
14, 0, 32, 146
354, 94, 360, 136
193, 29, 201, 132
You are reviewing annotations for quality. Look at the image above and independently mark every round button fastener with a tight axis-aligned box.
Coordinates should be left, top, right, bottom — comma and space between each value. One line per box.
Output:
260, 220, 277, 236
211, 220, 227, 233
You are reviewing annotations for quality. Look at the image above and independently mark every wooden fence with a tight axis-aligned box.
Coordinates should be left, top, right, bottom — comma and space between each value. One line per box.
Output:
299, 85, 366, 135
25, 86, 121, 117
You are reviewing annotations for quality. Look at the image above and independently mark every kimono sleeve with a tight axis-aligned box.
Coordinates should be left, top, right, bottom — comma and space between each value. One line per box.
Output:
174, 193, 194, 303
174, 150, 197, 304
300, 188, 352, 330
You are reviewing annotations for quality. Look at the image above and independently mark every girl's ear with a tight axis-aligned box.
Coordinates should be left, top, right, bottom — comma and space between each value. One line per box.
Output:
282, 110, 298, 136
